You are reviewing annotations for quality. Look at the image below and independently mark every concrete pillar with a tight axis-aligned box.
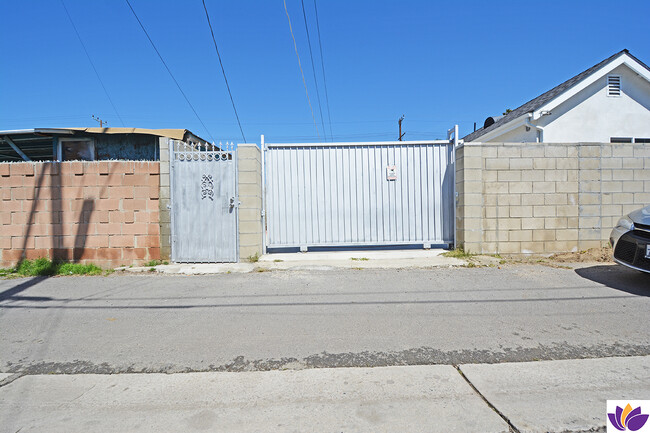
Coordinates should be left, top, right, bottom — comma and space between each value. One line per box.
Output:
237, 143, 263, 260
158, 137, 171, 260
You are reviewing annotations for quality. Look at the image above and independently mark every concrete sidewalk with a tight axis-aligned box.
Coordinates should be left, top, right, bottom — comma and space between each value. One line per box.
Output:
1, 356, 648, 432
118, 249, 472, 274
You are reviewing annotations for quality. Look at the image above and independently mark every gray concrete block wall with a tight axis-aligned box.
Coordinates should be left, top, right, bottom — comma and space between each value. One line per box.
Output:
158, 137, 171, 260
456, 142, 650, 255
237, 144, 263, 260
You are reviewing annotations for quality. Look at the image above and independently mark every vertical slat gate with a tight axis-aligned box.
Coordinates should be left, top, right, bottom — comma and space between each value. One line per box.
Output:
171, 141, 238, 262
265, 141, 454, 249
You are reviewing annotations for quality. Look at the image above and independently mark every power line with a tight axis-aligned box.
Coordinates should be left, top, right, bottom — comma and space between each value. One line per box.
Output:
124, 0, 215, 142
283, 0, 321, 141
312, 0, 333, 140
60, 0, 125, 126
201, 0, 246, 143
300, 0, 326, 141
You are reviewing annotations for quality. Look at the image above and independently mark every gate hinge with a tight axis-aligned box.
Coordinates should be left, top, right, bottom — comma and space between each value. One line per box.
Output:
230, 197, 241, 208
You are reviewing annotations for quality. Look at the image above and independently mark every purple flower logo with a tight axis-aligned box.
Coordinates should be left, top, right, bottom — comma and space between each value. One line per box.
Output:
608, 403, 649, 431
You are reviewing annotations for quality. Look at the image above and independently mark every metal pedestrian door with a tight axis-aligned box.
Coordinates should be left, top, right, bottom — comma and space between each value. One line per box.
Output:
265, 140, 455, 250
170, 141, 238, 262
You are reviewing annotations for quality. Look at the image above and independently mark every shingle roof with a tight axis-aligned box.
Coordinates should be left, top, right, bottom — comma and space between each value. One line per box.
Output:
463, 49, 650, 142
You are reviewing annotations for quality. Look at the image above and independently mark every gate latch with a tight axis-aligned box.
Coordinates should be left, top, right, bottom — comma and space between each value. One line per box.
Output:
229, 197, 241, 208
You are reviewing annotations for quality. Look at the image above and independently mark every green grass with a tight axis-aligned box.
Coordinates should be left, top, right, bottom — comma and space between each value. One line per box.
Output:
441, 248, 475, 259
143, 260, 168, 267
1, 258, 106, 277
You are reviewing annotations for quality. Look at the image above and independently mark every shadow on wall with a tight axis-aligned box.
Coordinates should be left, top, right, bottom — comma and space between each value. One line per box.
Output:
574, 265, 650, 296
15, 163, 98, 265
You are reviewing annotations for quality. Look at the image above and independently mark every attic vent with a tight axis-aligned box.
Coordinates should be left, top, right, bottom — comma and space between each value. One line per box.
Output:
607, 75, 621, 96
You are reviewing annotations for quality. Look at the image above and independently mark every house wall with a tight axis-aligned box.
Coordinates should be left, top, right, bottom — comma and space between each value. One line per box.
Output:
456, 142, 650, 254
0, 161, 161, 269
482, 64, 650, 143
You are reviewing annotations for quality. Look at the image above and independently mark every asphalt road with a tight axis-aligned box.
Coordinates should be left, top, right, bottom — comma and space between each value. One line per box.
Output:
0, 263, 649, 374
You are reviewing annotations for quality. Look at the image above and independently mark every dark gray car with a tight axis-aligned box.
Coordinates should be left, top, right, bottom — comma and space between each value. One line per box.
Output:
610, 205, 650, 273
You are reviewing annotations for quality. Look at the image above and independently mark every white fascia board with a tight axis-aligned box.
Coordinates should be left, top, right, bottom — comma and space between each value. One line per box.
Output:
533, 54, 650, 118
470, 114, 529, 142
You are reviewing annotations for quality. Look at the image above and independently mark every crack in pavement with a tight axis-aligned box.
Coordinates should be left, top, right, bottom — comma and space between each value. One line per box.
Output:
455, 365, 521, 433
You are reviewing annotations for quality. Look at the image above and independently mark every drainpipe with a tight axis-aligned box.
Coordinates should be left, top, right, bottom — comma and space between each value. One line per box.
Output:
525, 113, 544, 142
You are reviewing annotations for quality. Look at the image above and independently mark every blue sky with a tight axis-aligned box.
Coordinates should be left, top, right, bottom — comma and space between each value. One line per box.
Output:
1, 0, 649, 143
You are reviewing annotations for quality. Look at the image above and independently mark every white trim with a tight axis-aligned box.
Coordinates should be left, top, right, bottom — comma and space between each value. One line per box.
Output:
266, 140, 450, 148
471, 114, 529, 142
533, 54, 650, 118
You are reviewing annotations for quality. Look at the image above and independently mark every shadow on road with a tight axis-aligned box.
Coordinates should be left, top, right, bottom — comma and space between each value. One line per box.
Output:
575, 265, 650, 296
0, 277, 52, 302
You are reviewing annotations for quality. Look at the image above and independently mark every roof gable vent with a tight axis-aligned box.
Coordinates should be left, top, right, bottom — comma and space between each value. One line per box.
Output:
607, 75, 621, 96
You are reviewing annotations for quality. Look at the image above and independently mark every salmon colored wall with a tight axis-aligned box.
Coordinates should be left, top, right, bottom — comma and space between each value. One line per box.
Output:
0, 161, 161, 269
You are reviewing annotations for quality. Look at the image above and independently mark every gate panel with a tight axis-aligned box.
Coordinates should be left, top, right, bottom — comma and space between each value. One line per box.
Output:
171, 141, 238, 262
265, 141, 454, 249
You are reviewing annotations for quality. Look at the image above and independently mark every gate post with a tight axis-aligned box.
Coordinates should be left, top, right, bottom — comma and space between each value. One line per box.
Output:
237, 143, 263, 261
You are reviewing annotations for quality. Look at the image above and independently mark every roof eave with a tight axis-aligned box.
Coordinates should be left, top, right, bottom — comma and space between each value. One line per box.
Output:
466, 114, 530, 142
534, 52, 650, 118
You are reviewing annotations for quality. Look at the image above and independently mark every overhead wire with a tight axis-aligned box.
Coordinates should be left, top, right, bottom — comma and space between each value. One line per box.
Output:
60, 0, 125, 126
300, 0, 326, 141
201, 0, 247, 143
124, 0, 215, 142
283, 0, 321, 141
312, 0, 333, 140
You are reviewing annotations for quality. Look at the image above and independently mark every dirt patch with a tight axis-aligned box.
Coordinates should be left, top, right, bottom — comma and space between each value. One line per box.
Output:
548, 247, 613, 263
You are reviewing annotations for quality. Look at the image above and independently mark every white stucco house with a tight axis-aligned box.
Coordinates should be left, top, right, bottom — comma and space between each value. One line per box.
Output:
464, 49, 650, 144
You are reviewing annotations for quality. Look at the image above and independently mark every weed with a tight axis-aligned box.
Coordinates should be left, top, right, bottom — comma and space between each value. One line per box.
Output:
273, 259, 284, 263
441, 248, 474, 259
149, 267, 156, 272
248, 253, 260, 263
144, 260, 163, 267
351, 257, 369, 261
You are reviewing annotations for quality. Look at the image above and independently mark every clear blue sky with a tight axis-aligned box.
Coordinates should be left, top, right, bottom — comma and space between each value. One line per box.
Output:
1, 0, 649, 143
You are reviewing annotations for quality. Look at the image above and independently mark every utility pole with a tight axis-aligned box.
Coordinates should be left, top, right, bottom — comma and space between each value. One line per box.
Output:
398, 115, 405, 141
92, 115, 107, 127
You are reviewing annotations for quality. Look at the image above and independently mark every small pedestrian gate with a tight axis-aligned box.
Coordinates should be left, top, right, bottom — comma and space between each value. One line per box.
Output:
170, 141, 238, 262
264, 140, 455, 250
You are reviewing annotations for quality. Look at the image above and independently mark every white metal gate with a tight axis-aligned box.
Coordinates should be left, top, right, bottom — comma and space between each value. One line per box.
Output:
170, 141, 238, 262
264, 140, 455, 249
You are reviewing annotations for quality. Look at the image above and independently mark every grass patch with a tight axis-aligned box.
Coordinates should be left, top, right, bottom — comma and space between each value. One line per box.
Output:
2, 258, 106, 277
273, 259, 284, 263
143, 260, 168, 267
441, 248, 474, 259
351, 257, 369, 261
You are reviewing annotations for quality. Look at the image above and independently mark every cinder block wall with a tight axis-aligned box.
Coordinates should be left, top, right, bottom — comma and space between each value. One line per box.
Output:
237, 144, 263, 260
0, 161, 161, 268
456, 142, 650, 254
158, 137, 171, 260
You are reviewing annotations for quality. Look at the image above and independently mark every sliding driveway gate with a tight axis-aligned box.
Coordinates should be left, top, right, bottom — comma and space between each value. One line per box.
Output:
264, 141, 455, 250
